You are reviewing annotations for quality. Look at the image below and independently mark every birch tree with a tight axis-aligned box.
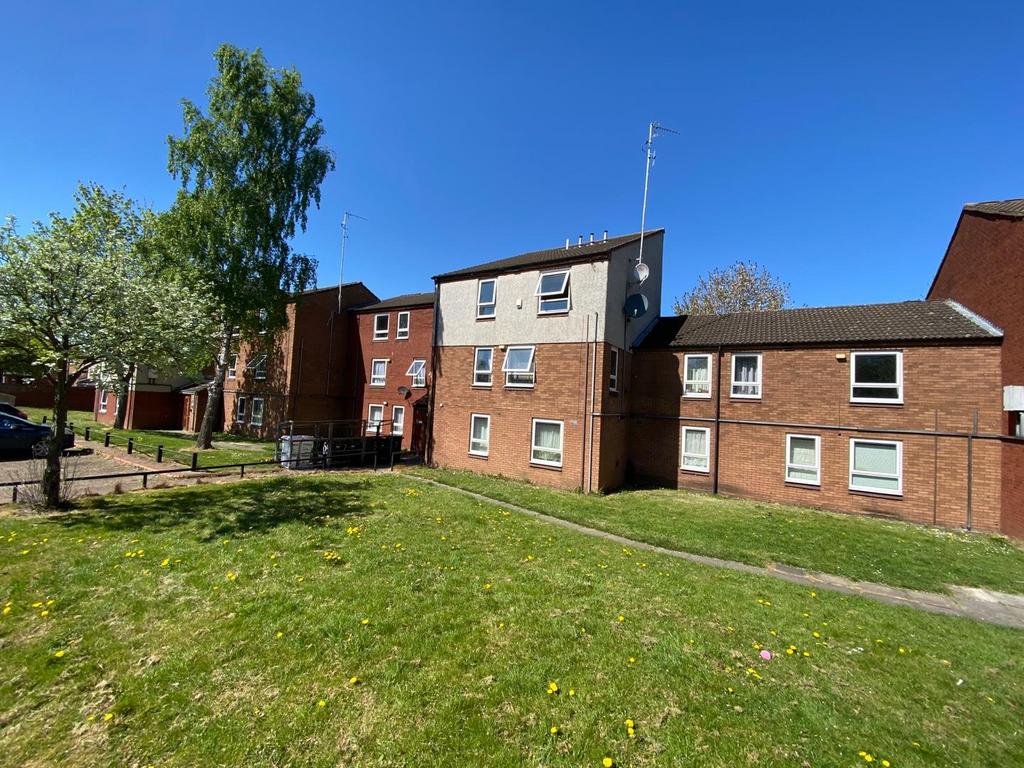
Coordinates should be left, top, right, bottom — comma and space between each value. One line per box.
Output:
163, 43, 334, 449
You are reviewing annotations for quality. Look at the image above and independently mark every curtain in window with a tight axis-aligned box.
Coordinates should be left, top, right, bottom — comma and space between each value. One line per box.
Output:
852, 442, 899, 491
733, 356, 759, 395
683, 429, 708, 469
533, 422, 562, 462
789, 438, 816, 466
471, 417, 489, 453
686, 357, 710, 393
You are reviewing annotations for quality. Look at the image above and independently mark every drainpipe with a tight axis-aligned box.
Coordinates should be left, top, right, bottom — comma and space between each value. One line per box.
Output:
580, 314, 590, 490
712, 345, 723, 495
588, 311, 599, 492
425, 281, 441, 465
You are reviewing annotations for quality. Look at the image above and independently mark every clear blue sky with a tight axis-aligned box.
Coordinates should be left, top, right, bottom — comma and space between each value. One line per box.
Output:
2, 1, 1021, 309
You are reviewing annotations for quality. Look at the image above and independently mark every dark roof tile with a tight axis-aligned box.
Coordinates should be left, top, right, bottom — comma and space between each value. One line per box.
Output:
639, 300, 1001, 349
964, 199, 1024, 218
355, 292, 435, 312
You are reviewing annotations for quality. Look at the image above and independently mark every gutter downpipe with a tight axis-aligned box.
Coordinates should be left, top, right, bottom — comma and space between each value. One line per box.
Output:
588, 311, 599, 493
425, 281, 441, 466
712, 345, 723, 495
580, 314, 590, 491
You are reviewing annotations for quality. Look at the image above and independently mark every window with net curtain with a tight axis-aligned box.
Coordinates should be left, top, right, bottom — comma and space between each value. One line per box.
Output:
786, 435, 819, 484
470, 414, 490, 455
684, 354, 711, 397
731, 354, 761, 397
850, 440, 901, 494
532, 420, 562, 465
681, 427, 709, 471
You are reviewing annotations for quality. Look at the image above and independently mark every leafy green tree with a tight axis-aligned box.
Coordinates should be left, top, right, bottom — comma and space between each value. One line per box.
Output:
163, 44, 334, 448
673, 260, 791, 315
0, 184, 214, 507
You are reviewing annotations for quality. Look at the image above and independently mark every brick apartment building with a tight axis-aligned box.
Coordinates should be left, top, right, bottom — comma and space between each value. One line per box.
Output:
927, 198, 1024, 536
222, 282, 378, 438
631, 302, 1005, 531
353, 292, 435, 455
430, 230, 664, 491
94, 368, 194, 430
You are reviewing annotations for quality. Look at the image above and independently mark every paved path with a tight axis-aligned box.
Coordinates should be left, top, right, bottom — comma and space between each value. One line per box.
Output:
410, 475, 1024, 630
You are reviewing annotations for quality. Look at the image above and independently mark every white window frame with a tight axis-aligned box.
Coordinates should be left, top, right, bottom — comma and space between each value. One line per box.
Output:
406, 359, 426, 388
235, 395, 247, 424
370, 359, 388, 387
469, 413, 490, 457
392, 405, 405, 436
473, 347, 493, 386
476, 279, 496, 319
373, 313, 389, 341
850, 351, 903, 404
531, 418, 564, 467
249, 354, 267, 380
502, 345, 536, 388
730, 353, 762, 399
366, 403, 384, 433
251, 397, 265, 427
849, 439, 903, 496
609, 348, 620, 393
683, 354, 712, 399
99, 391, 109, 414
680, 426, 711, 473
785, 434, 821, 486
227, 354, 238, 380
536, 269, 571, 315
396, 311, 410, 340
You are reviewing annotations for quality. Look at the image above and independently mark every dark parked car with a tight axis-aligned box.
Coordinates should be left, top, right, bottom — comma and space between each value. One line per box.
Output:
0, 414, 74, 457
0, 403, 29, 420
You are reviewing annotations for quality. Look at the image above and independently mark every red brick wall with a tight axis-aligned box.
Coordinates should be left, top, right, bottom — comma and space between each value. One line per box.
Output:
0, 380, 94, 410
93, 389, 183, 430
928, 212, 1024, 386
629, 343, 1006, 532
354, 305, 434, 451
1002, 441, 1024, 538
431, 341, 622, 491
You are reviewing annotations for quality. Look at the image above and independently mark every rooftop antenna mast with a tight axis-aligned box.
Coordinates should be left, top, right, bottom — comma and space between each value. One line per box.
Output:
637, 121, 678, 266
338, 210, 368, 313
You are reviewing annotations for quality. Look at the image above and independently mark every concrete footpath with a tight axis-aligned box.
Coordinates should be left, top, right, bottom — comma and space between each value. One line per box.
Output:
410, 475, 1024, 630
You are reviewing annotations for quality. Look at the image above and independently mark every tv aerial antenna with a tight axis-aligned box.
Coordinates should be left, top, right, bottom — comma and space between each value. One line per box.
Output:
338, 210, 368, 313
637, 121, 679, 269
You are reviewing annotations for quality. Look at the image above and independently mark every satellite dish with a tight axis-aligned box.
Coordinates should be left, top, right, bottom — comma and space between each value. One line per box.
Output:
397, 386, 411, 399
623, 293, 649, 319
633, 262, 650, 284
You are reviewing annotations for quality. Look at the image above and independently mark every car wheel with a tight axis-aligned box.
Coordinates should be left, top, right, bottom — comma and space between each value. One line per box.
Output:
31, 442, 49, 459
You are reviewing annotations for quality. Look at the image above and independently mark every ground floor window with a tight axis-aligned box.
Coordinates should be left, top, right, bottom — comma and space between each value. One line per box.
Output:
531, 418, 563, 467
1012, 412, 1024, 438
99, 391, 109, 414
680, 426, 710, 473
367, 403, 384, 433
785, 434, 820, 485
849, 439, 902, 496
392, 405, 405, 436
235, 396, 247, 423
251, 397, 265, 427
469, 414, 490, 456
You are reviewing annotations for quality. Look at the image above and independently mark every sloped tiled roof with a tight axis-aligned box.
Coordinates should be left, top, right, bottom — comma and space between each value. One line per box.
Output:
963, 199, 1024, 218
639, 300, 1001, 349
434, 230, 663, 281
354, 292, 435, 312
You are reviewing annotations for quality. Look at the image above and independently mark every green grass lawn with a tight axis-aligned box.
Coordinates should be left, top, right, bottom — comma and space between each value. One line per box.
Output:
409, 468, 1024, 596
20, 406, 277, 470
1, 472, 1022, 766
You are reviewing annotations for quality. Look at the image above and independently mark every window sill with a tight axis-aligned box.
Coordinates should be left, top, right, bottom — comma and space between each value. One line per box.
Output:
472, 384, 493, 389
848, 488, 903, 500
849, 401, 904, 408
682, 393, 712, 400
530, 461, 563, 471
679, 467, 710, 475
729, 396, 762, 402
785, 481, 820, 490
468, 452, 488, 460
537, 311, 570, 318
475, 316, 496, 322
504, 384, 535, 391
369, 384, 386, 388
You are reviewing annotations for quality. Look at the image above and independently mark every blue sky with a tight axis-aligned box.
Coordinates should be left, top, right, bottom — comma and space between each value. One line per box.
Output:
2, 1, 1021, 309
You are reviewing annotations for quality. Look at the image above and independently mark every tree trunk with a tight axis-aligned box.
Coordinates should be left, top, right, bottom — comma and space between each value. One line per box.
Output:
42, 362, 69, 508
112, 363, 135, 430
194, 324, 232, 450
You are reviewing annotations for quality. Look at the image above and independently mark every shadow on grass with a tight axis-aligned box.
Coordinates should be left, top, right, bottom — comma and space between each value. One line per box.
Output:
48, 475, 378, 540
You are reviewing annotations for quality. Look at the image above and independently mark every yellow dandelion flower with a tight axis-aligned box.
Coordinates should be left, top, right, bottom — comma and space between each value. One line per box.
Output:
349, 676, 360, 685
550, 725, 559, 735
2, 606, 10, 615
54, 649, 65, 658
625, 719, 634, 728
103, 713, 113, 722
628, 657, 636, 664
881, 761, 890, 767
361, 618, 370, 625
617, 615, 625, 622
484, 584, 492, 590
31, 601, 42, 608
40, 610, 49, 617
802, 651, 811, 657
160, 558, 170, 567
547, 681, 559, 694
226, 572, 237, 582
812, 631, 821, 638
317, 699, 326, 708
276, 631, 284, 639
603, 758, 615, 768
568, 688, 575, 696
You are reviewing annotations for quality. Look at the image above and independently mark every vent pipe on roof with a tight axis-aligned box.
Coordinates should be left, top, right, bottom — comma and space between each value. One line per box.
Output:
589, 232, 594, 244
565, 237, 570, 250
577, 235, 583, 246
603, 230, 608, 242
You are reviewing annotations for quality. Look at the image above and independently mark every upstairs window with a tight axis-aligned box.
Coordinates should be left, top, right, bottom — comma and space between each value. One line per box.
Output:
536, 270, 570, 314
731, 353, 762, 399
227, 354, 238, 380
502, 346, 536, 388
249, 354, 267, 380
477, 279, 496, 318
609, 348, 620, 392
374, 314, 389, 341
474, 348, 493, 386
851, 351, 903, 404
406, 359, 426, 388
397, 311, 410, 339
683, 354, 711, 398
370, 359, 388, 386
